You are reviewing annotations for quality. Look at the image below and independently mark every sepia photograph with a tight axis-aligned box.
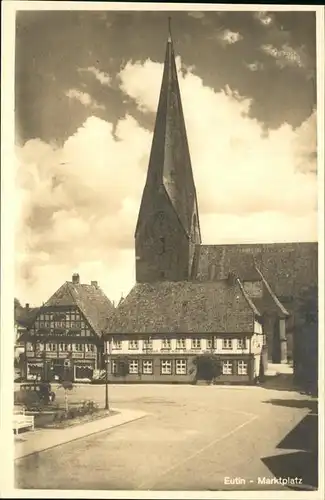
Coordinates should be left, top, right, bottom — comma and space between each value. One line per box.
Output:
1, 2, 323, 497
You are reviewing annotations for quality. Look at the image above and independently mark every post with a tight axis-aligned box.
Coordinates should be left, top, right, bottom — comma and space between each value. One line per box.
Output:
105, 339, 109, 410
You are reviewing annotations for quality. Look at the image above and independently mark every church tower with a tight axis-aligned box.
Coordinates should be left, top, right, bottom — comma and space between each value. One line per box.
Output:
135, 20, 201, 283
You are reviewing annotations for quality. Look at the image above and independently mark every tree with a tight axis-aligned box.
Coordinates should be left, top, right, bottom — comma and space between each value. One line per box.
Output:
294, 285, 318, 395
193, 353, 222, 384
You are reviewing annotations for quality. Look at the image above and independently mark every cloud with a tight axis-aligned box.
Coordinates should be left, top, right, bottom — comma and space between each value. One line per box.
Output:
187, 12, 205, 20
254, 11, 274, 27
261, 43, 306, 69
245, 61, 264, 72
216, 29, 243, 46
16, 56, 317, 307
78, 66, 111, 86
65, 88, 105, 109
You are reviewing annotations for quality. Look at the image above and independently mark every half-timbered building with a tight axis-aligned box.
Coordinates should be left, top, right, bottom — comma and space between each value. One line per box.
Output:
19, 274, 114, 382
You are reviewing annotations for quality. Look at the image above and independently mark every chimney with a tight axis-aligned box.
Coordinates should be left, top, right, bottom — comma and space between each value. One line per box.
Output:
25, 303, 30, 311
91, 280, 98, 288
72, 273, 80, 285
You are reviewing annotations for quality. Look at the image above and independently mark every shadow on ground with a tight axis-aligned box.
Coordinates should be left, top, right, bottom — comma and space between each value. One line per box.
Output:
261, 397, 318, 490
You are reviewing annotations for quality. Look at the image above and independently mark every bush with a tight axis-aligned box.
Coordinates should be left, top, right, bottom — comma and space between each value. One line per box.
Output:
193, 354, 222, 383
53, 410, 67, 422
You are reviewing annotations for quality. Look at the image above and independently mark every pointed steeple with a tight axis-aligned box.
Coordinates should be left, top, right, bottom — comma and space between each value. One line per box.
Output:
136, 18, 201, 240
135, 19, 201, 283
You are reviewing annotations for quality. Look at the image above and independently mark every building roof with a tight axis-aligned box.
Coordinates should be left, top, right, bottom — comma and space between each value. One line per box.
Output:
135, 21, 201, 240
44, 279, 115, 337
194, 242, 318, 304
15, 302, 40, 328
253, 266, 290, 317
106, 279, 259, 335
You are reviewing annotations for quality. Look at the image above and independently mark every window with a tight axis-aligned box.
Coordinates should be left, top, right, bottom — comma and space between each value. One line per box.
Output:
207, 337, 214, 349
237, 338, 247, 350
129, 340, 139, 350
142, 360, 153, 374
112, 339, 122, 350
161, 338, 171, 350
129, 360, 139, 374
59, 343, 69, 351
46, 343, 56, 352
176, 338, 186, 350
161, 359, 172, 375
175, 359, 187, 375
143, 338, 153, 350
26, 342, 33, 351
238, 361, 248, 375
85, 344, 95, 352
222, 360, 233, 375
54, 321, 64, 328
191, 338, 201, 349
222, 338, 233, 350
73, 344, 83, 352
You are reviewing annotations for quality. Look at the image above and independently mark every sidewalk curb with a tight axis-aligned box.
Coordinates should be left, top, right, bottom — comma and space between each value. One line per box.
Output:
15, 409, 148, 461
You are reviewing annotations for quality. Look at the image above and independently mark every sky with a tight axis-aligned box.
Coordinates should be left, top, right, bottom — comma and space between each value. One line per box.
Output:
14, 8, 318, 307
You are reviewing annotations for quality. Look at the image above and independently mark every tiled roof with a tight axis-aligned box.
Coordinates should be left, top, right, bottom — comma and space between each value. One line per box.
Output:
135, 29, 200, 239
254, 266, 290, 317
15, 303, 40, 328
106, 280, 258, 334
194, 242, 318, 302
44, 281, 115, 336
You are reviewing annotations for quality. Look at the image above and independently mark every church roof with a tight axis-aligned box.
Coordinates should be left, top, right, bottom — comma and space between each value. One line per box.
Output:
135, 20, 201, 240
254, 266, 290, 317
194, 242, 318, 304
44, 278, 115, 337
106, 279, 260, 334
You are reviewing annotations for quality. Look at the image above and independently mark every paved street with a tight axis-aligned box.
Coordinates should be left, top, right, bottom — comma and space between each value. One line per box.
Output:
15, 383, 317, 491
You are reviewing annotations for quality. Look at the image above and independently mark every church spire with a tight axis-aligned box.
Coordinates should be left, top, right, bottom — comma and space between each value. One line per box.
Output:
167, 16, 172, 42
135, 19, 201, 283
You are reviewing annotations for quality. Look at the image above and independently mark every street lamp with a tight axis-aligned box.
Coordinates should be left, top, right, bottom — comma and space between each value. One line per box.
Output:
104, 339, 111, 410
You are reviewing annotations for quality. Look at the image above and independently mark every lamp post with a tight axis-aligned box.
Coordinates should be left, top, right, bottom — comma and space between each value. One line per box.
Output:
104, 339, 111, 410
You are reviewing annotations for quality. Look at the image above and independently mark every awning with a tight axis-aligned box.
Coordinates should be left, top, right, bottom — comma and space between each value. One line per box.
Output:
28, 362, 43, 368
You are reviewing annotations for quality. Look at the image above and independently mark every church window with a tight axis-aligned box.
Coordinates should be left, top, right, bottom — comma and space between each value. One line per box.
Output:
161, 359, 172, 375
237, 360, 248, 375
175, 359, 187, 375
222, 338, 233, 350
222, 360, 233, 375
129, 359, 139, 374
142, 360, 153, 374
191, 338, 201, 349
129, 340, 139, 350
